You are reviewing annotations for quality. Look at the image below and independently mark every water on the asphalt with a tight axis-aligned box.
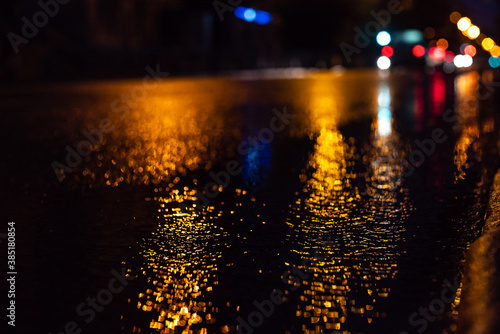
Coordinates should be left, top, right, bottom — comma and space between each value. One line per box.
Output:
1, 69, 499, 334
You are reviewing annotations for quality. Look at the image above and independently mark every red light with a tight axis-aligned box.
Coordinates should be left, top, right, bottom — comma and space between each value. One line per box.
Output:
429, 46, 445, 60
445, 51, 455, 62
412, 45, 426, 57
381, 45, 394, 57
464, 45, 477, 57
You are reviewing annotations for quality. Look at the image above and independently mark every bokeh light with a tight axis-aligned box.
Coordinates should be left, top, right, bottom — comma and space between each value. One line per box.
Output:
482, 38, 495, 51
381, 45, 394, 57
489, 56, 500, 68
255, 10, 272, 25
235, 7, 273, 25
234, 6, 246, 19
376, 31, 391, 46
453, 55, 462, 68
377, 56, 391, 70
467, 25, 480, 39
423, 27, 435, 39
429, 47, 446, 60
443, 62, 455, 73
436, 38, 448, 50
445, 51, 455, 62
449, 11, 461, 24
491, 45, 500, 57
463, 55, 473, 67
412, 45, 425, 57
464, 45, 477, 57
243, 8, 257, 21
401, 30, 423, 43
454, 54, 473, 68
457, 17, 471, 31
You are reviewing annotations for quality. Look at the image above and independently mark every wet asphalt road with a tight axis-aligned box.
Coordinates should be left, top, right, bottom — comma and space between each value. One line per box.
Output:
1, 69, 499, 334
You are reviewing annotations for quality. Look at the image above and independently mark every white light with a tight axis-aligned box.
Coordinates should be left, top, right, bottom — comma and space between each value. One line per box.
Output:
377, 56, 391, 70
376, 31, 391, 46
378, 108, 392, 136
377, 84, 392, 136
453, 54, 473, 68
378, 85, 391, 108
462, 54, 473, 67
453, 55, 464, 68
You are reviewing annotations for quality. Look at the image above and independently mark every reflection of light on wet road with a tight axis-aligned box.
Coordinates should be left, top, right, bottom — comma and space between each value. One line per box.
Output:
377, 84, 392, 137
454, 72, 480, 181
131, 191, 228, 333
430, 71, 446, 117
242, 139, 271, 189
64, 79, 243, 189
285, 81, 409, 333
35, 72, 496, 334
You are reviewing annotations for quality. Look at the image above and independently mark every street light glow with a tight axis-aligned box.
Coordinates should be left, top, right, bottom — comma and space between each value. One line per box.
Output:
482, 38, 495, 51
377, 56, 391, 70
376, 31, 391, 46
467, 25, 480, 39
436, 38, 448, 50
491, 45, 500, 57
454, 54, 473, 68
457, 17, 471, 31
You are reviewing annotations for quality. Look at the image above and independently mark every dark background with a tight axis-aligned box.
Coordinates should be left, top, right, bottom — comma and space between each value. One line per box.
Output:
1, 0, 499, 82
